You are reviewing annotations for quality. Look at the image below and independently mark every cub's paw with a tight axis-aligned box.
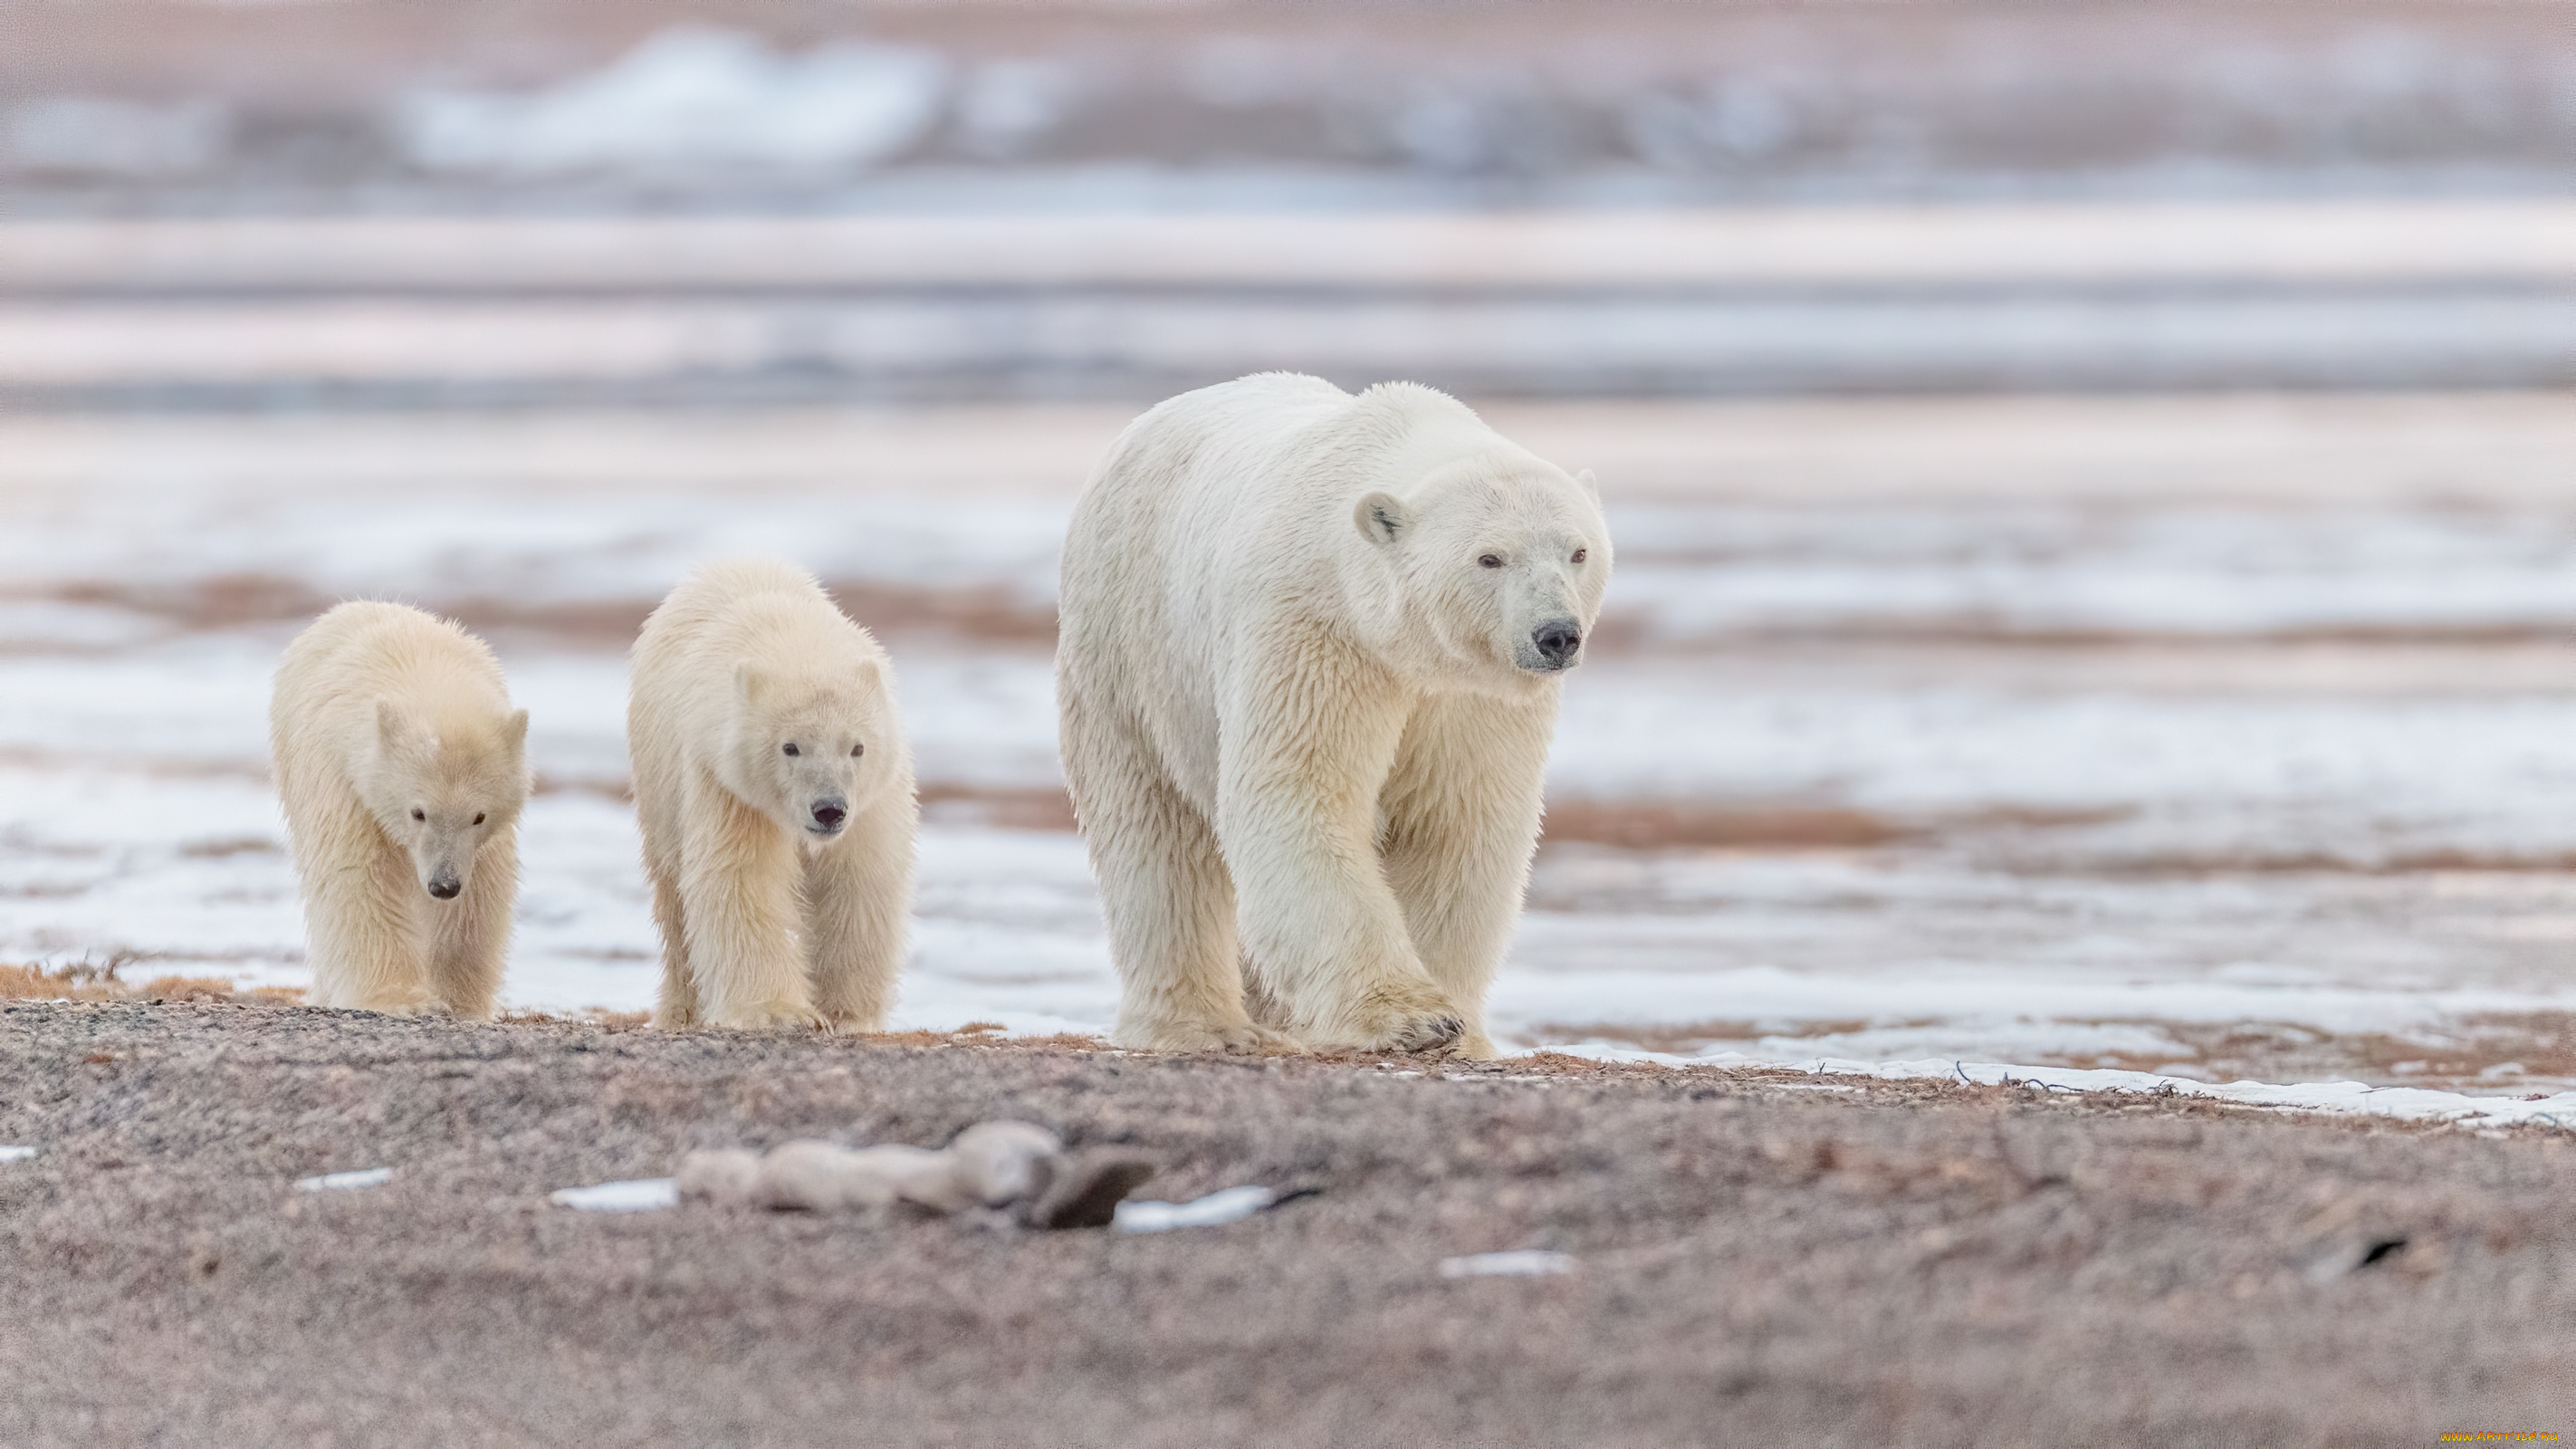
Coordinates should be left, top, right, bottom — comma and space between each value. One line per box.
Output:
341, 994, 436, 1018
1114, 1017, 1299, 1055
706, 1000, 828, 1032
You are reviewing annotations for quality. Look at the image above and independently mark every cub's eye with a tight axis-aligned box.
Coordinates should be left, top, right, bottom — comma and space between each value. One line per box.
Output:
850, 744, 865, 758
472, 812, 486, 826
409, 808, 426, 821
781, 743, 800, 757
1572, 548, 1587, 563
1477, 554, 1503, 569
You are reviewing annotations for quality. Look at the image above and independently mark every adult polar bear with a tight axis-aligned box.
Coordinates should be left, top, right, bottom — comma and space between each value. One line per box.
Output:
1058, 374, 1611, 1057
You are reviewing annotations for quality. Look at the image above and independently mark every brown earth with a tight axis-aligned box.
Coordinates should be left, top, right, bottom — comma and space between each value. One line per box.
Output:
1, 1002, 2571, 1447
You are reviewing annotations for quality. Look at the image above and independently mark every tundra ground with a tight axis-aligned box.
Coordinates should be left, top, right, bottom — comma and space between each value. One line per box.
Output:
0, 1002, 2568, 1447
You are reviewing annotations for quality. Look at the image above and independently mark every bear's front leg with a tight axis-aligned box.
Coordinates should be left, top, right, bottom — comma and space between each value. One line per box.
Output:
802, 792, 915, 1033
1220, 678, 1463, 1054
299, 801, 436, 1014
677, 779, 825, 1031
1377, 694, 1557, 1060
427, 825, 515, 1022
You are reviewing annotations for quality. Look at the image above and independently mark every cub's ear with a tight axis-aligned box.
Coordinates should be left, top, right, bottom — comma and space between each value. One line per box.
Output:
1575, 467, 1599, 502
503, 708, 530, 750
1354, 491, 1412, 546
734, 662, 769, 707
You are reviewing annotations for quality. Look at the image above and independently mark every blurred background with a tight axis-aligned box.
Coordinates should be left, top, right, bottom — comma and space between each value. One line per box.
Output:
5, 0, 2575, 1096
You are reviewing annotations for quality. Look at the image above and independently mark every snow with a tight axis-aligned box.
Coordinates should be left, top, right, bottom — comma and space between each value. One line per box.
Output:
5, 293, 2564, 394
296, 1167, 391, 1192
1440, 1250, 1576, 1279
4, 98, 227, 178
0, 1147, 36, 1164
403, 29, 947, 179
7, 205, 2572, 292
551, 1178, 681, 1213
1540, 1044, 2576, 1130
1112, 1185, 1278, 1233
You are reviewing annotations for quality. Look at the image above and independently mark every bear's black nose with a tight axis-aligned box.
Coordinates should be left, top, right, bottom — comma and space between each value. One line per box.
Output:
809, 800, 847, 832
426, 876, 462, 900
1532, 620, 1582, 667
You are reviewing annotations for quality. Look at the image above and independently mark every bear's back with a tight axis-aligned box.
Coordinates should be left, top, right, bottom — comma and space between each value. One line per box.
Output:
276, 601, 504, 718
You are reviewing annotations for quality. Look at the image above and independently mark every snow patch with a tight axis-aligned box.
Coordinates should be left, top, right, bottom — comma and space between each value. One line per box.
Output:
295, 1166, 392, 1192
1441, 1250, 1576, 1279
1112, 1185, 1278, 1233
404, 28, 947, 179
1537, 1042, 2576, 1128
551, 1177, 681, 1213
5, 98, 228, 177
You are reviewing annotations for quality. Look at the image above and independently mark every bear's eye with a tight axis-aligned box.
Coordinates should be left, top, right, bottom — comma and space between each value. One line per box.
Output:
1478, 553, 1504, 569
850, 744, 865, 758
409, 808, 426, 821
472, 812, 486, 826
1572, 548, 1586, 563
781, 743, 800, 757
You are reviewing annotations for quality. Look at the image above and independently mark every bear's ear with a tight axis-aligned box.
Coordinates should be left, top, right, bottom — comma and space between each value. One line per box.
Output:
734, 662, 769, 707
503, 708, 530, 751
1575, 467, 1599, 502
1354, 491, 1412, 546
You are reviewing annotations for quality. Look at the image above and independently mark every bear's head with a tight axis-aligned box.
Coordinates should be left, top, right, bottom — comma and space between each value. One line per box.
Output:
1350, 456, 1612, 695
723, 659, 899, 842
366, 698, 530, 901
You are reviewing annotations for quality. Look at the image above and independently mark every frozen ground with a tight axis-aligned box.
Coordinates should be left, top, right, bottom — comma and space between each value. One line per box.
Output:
6, 391, 2576, 1110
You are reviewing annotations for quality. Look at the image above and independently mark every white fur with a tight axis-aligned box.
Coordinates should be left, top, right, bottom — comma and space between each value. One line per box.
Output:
271, 601, 531, 1019
628, 559, 917, 1032
1057, 374, 1612, 1056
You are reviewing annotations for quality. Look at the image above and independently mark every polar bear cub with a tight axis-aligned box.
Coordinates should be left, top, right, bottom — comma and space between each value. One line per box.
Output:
629, 560, 917, 1032
271, 601, 531, 1018
1058, 373, 1613, 1057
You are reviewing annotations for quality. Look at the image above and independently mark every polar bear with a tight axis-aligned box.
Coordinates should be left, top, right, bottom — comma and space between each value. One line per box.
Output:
1058, 374, 1612, 1057
628, 560, 916, 1032
271, 601, 531, 1019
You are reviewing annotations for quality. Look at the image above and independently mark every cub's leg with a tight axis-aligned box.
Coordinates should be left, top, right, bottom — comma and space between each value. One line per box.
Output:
1378, 696, 1556, 1060
297, 794, 432, 1013
677, 771, 823, 1030
1063, 686, 1279, 1052
803, 793, 915, 1033
427, 825, 515, 1021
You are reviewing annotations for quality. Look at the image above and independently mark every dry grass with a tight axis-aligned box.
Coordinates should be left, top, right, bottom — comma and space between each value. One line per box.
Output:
0, 959, 299, 1007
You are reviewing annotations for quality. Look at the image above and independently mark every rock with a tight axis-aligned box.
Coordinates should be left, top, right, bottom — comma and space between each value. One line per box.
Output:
675, 1148, 763, 1205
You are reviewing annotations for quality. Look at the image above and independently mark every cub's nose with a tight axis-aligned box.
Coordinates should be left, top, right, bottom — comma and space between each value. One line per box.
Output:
809, 799, 848, 833
1531, 620, 1583, 668
426, 875, 462, 900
